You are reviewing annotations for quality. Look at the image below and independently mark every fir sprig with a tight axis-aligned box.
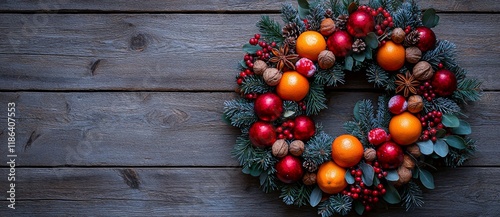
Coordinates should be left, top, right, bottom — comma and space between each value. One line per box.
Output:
421, 40, 457, 69
223, 99, 257, 129
306, 3, 326, 31
424, 97, 462, 115
315, 64, 346, 87
366, 64, 390, 88
327, 0, 357, 16
280, 183, 312, 206
304, 80, 329, 115
303, 130, 334, 166
240, 75, 274, 94
401, 181, 424, 211
445, 137, 477, 167
344, 100, 376, 145
453, 78, 483, 103
257, 16, 284, 44
281, 3, 299, 24
392, 1, 422, 28
260, 168, 279, 193
318, 194, 353, 217
375, 95, 391, 128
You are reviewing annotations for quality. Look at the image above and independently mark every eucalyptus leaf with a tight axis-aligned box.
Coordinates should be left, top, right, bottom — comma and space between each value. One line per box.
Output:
386, 170, 399, 181
433, 139, 449, 157
345, 170, 355, 184
242, 166, 250, 174
383, 183, 401, 204
354, 200, 365, 215
243, 43, 260, 54
239, 60, 248, 69
360, 162, 374, 186
452, 120, 472, 135
365, 47, 373, 59
422, 8, 440, 28
419, 169, 435, 189
417, 140, 434, 155
297, 0, 310, 19
365, 32, 379, 49
442, 114, 460, 128
345, 56, 354, 71
444, 135, 466, 149
309, 186, 322, 207
436, 129, 447, 138
259, 173, 268, 185
412, 168, 419, 178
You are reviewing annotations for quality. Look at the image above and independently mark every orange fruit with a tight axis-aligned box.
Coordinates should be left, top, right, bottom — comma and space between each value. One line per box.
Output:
376, 41, 406, 71
276, 71, 309, 101
389, 111, 422, 145
316, 161, 348, 194
296, 31, 327, 61
331, 134, 364, 168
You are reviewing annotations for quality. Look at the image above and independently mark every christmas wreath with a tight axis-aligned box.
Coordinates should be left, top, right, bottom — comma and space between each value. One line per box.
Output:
223, 0, 482, 215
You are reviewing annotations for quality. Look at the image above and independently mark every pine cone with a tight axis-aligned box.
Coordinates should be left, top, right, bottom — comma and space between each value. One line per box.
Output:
282, 22, 300, 39
404, 30, 420, 47
324, 9, 334, 18
302, 159, 318, 172
336, 15, 348, 30
352, 39, 366, 53
283, 37, 297, 53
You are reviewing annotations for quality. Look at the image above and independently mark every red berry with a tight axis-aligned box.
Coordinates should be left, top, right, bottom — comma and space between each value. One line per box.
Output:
356, 170, 363, 177
254, 34, 260, 39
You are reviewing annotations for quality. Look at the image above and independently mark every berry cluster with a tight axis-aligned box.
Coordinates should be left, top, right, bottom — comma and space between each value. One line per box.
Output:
236, 68, 254, 86
362, 6, 394, 35
418, 81, 437, 102
419, 110, 444, 142
342, 162, 388, 212
276, 120, 296, 140
248, 34, 276, 61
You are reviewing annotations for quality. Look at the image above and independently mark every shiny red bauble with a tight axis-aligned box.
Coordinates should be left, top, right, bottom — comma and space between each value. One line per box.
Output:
431, 69, 457, 96
347, 10, 375, 38
254, 92, 283, 122
416, 26, 436, 52
293, 115, 316, 141
327, 30, 353, 58
376, 141, 404, 169
249, 121, 277, 148
276, 155, 304, 183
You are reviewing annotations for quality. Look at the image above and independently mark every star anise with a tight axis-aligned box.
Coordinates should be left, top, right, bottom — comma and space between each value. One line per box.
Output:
395, 71, 420, 97
269, 43, 299, 71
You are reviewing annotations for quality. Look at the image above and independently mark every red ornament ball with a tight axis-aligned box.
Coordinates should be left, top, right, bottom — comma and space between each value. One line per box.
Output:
347, 10, 375, 38
416, 26, 436, 52
376, 141, 404, 169
249, 121, 277, 148
368, 128, 388, 146
276, 155, 304, 183
254, 92, 283, 122
295, 58, 316, 78
327, 30, 353, 58
293, 115, 316, 141
388, 95, 408, 115
431, 69, 457, 96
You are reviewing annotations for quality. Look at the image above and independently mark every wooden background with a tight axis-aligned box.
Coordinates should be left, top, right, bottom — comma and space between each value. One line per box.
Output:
0, 0, 499, 216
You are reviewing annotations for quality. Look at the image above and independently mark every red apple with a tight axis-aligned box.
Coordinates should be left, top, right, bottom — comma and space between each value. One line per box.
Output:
416, 26, 436, 52
276, 155, 304, 183
431, 69, 457, 96
254, 92, 283, 122
249, 121, 277, 148
347, 10, 375, 38
376, 141, 404, 169
293, 115, 316, 141
327, 30, 353, 58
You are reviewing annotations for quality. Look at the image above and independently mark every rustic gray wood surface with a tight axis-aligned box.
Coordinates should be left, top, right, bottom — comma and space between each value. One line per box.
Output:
0, 0, 499, 216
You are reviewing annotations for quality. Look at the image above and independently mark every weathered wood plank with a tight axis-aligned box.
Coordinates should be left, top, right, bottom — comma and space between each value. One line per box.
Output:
0, 91, 497, 167
0, 0, 498, 12
0, 14, 498, 91
0, 167, 498, 216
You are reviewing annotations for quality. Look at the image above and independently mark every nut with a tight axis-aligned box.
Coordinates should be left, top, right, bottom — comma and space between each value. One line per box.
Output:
412, 61, 434, 81
397, 166, 413, 185
318, 50, 336, 69
364, 148, 377, 162
402, 154, 415, 169
263, 68, 282, 86
302, 172, 317, 185
289, 140, 305, 156
253, 60, 268, 75
406, 144, 422, 157
405, 46, 422, 64
391, 28, 406, 44
407, 95, 424, 113
320, 18, 336, 36
272, 139, 288, 158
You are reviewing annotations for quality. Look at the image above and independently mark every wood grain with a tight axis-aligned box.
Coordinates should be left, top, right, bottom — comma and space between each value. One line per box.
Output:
0, 167, 498, 216
0, 91, 497, 167
0, 14, 498, 91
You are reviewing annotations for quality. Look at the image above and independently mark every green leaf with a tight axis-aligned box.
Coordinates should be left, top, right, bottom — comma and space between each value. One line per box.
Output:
383, 183, 401, 204
345, 56, 354, 71
354, 200, 364, 215
436, 129, 447, 138
412, 168, 419, 179
422, 8, 440, 28
365, 32, 379, 49
352, 52, 365, 62
442, 114, 460, 128
283, 110, 296, 118
360, 162, 374, 186
239, 60, 248, 69
417, 140, 434, 155
297, 0, 310, 19
433, 139, 449, 157
452, 120, 472, 135
259, 172, 268, 185
365, 47, 373, 60
345, 170, 355, 184
444, 135, 466, 150
386, 170, 399, 181
419, 169, 435, 189
243, 43, 260, 54
242, 166, 251, 174
310, 186, 322, 207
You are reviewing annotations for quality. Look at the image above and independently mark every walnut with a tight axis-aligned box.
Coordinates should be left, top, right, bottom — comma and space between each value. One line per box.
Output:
391, 28, 406, 44
263, 68, 282, 86
396, 167, 413, 185
407, 95, 424, 113
320, 18, 336, 36
253, 60, 268, 75
289, 140, 305, 156
405, 46, 422, 64
318, 50, 336, 69
302, 172, 317, 185
364, 148, 377, 162
406, 144, 422, 157
272, 139, 288, 158
412, 61, 434, 81
402, 154, 415, 169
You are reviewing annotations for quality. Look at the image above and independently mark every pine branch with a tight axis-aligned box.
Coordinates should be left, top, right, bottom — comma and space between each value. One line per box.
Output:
281, 3, 299, 24
376, 95, 391, 128
318, 194, 353, 217
260, 168, 279, 193
304, 80, 329, 115
401, 181, 424, 211
385, 73, 397, 92
326, 0, 354, 17
232, 134, 277, 177
223, 99, 257, 129
303, 130, 334, 166
445, 137, 477, 167
315, 63, 346, 87
392, 1, 422, 29
453, 78, 483, 104
366, 64, 390, 88
306, 3, 326, 31
257, 15, 285, 44
421, 40, 457, 69
279, 183, 312, 206
423, 97, 462, 115
240, 75, 274, 94
344, 100, 377, 145
231, 134, 255, 166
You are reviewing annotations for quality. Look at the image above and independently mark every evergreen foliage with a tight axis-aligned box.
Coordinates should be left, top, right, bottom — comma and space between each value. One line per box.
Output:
223, 99, 257, 130
366, 64, 390, 88
401, 181, 424, 211
318, 194, 353, 217
315, 64, 346, 87
445, 137, 477, 167
421, 40, 457, 68
303, 130, 334, 166
257, 16, 284, 44
306, 3, 326, 31
280, 183, 313, 206
240, 75, 274, 94
453, 78, 483, 103
304, 80, 328, 115
391, 1, 422, 28
423, 97, 462, 115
